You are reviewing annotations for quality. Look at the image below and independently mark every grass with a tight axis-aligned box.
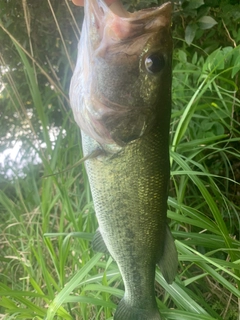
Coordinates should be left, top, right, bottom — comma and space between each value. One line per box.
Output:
0, 1, 240, 319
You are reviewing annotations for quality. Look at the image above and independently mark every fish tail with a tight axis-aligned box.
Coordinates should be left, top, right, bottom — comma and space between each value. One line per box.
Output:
114, 299, 161, 320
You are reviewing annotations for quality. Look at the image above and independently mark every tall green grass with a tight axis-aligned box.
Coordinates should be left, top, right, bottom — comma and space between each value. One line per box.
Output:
0, 2, 240, 320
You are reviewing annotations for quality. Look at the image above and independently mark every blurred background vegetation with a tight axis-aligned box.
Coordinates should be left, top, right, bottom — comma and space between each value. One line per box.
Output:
0, 0, 240, 319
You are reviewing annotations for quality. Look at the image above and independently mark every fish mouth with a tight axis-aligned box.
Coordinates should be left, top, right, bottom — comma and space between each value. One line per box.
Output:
88, 0, 172, 54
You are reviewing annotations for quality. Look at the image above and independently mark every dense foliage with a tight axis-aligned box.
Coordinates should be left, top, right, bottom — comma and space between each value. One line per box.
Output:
0, 0, 240, 319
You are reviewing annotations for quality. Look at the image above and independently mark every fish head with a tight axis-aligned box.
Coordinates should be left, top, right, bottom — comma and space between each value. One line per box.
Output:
70, 0, 172, 147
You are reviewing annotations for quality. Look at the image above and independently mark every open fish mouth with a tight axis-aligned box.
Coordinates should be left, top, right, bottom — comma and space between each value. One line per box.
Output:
70, 0, 172, 146
88, 0, 172, 54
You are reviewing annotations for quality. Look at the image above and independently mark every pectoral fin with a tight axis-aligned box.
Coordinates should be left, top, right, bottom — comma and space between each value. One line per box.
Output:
43, 149, 103, 178
157, 225, 178, 284
92, 229, 110, 254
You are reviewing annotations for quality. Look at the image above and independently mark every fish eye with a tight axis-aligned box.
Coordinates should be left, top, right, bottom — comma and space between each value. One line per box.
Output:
145, 53, 165, 74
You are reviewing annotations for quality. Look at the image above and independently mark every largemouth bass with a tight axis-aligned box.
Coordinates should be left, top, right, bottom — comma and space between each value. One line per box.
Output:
70, 0, 178, 319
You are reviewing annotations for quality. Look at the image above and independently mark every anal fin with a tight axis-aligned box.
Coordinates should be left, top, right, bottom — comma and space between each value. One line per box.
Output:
92, 229, 110, 255
157, 224, 178, 284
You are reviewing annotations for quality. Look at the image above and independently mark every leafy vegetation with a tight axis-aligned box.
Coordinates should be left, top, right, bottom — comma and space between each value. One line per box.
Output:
0, 0, 240, 319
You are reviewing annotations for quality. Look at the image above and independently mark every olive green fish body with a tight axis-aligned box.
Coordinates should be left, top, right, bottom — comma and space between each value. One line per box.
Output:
82, 122, 170, 317
70, 1, 178, 319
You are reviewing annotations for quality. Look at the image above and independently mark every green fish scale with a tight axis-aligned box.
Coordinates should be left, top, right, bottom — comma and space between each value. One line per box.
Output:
82, 122, 169, 309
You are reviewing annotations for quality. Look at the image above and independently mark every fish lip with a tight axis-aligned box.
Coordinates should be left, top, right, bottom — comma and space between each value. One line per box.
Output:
91, 0, 172, 20
87, 0, 172, 44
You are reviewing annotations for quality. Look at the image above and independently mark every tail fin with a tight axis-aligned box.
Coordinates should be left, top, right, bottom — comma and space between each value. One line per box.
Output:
114, 299, 161, 320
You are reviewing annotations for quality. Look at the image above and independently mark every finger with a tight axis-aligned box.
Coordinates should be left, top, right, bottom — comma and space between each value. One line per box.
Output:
72, 0, 84, 6
72, 0, 118, 6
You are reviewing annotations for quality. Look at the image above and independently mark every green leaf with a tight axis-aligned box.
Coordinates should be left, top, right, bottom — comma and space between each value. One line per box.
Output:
186, 0, 204, 9
156, 271, 210, 315
185, 23, 198, 45
204, 48, 225, 72
198, 16, 217, 30
231, 47, 240, 77
64, 296, 116, 308
161, 309, 217, 320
